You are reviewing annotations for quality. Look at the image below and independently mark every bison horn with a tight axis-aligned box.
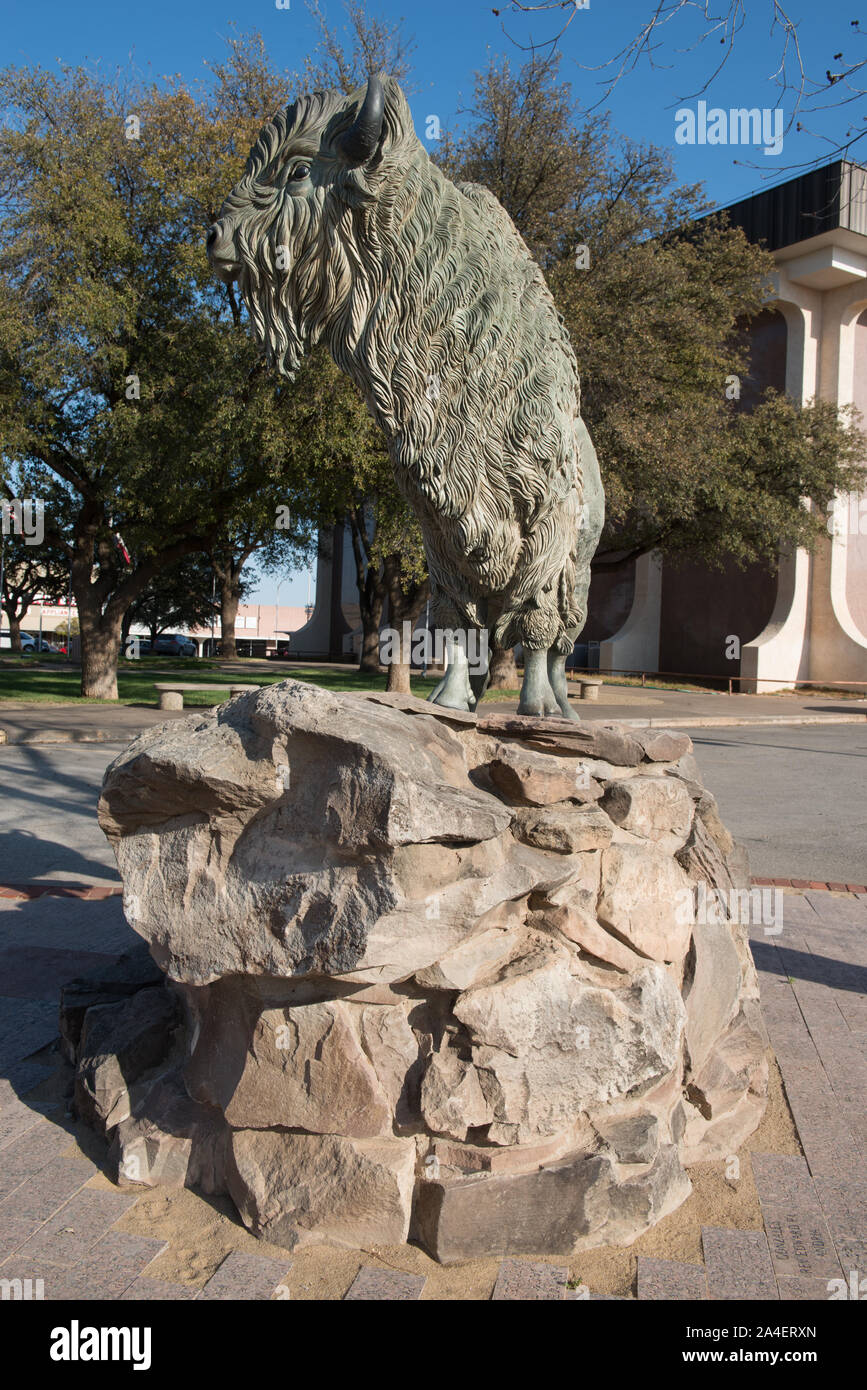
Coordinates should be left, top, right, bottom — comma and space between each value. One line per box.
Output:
338, 74, 385, 165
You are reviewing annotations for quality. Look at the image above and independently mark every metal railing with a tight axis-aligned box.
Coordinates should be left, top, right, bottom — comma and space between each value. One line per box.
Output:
566, 665, 867, 697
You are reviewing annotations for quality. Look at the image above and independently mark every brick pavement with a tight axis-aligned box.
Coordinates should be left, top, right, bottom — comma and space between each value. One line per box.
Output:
0, 888, 864, 1301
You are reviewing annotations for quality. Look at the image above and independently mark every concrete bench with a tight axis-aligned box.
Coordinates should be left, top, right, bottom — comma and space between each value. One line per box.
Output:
154, 682, 259, 711
578, 678, 603, 702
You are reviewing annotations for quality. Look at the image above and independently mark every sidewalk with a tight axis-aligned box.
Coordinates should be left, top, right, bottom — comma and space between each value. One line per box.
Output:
0, 888, 864, 1300
1, 682, 865, 745
0, 704, 188, 745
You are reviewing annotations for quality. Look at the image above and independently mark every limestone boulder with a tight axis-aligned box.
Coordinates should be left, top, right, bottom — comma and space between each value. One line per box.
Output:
88, 683, 767, 1263
683, 919, 743, 1073
420, 1044, 494, 1141
414, 922, 527, 992
413, 1152, 614, 1263
587, 1144, 692, 1249
357, 1002, 424, 1126
600, 776, 694, 852
512, 803, 614, 854
59, 943, 165, 1065
487, 742, 602, 805
597, 844, 694, 964
226, 1129, 416, 1251
532, 903, 647, 974
633, 730, 693, 763
98, 682, 549, 986
221, 1000, 393, 1137
478, 716, 646, 766
75, 986, 180, 1134
453, 943, 685, 1140
111, 1071, 227, 1193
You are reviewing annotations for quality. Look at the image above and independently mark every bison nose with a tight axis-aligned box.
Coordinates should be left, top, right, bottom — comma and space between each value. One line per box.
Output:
207, 222, 241, 283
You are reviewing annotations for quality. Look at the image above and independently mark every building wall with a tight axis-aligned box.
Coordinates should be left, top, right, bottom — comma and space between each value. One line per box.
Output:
583, 564, 635, 643
653, 308, 786, 677
659, 558, 778, 678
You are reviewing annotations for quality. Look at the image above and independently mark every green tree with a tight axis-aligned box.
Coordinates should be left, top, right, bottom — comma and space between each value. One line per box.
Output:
0, 52, 312, 698
0, 481, 70, 652
121, 554, 217, 652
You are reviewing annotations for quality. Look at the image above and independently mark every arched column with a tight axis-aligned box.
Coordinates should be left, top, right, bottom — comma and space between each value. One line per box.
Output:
741, 291, 818, 691
598, 551, 662, 674
805, 291, 867, 684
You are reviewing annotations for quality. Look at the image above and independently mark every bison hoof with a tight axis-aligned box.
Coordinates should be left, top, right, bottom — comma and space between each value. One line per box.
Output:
430, 692, 474, 712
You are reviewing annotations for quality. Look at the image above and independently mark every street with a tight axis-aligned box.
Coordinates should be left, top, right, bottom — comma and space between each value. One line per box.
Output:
691, 724, 867, 882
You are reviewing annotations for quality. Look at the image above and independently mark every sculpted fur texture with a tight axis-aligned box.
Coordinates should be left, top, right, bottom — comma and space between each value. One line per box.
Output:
208, 75, 604, 718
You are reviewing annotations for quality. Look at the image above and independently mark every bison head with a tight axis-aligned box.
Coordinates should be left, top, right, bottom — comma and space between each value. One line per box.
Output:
207, 74, 414, 378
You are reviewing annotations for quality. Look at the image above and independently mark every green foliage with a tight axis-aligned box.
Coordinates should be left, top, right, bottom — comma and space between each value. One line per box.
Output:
124, 554, 216, 642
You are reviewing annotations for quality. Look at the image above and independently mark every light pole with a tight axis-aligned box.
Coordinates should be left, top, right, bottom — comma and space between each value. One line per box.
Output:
274, 580, 283, 655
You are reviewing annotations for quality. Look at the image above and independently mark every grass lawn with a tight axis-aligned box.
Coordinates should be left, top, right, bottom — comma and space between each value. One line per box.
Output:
0, 662, 442, 706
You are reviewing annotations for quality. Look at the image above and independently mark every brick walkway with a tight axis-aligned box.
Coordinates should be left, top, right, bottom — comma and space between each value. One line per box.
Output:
0, 889, 864, 1300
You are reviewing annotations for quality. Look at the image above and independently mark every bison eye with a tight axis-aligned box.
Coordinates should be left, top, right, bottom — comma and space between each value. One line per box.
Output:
289, 162, 311, 181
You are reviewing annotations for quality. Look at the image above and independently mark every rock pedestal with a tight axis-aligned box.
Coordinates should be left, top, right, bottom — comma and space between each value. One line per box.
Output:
83, 681, 767, 1262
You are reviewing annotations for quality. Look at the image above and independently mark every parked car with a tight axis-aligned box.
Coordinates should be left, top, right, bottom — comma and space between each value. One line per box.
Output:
152, 634, 197, 657
17, 634, 62, 653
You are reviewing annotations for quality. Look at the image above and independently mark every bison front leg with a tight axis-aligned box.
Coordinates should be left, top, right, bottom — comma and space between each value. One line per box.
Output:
517, 648, 560, 718
427, 631, 476, 712
547, 649, 580, 722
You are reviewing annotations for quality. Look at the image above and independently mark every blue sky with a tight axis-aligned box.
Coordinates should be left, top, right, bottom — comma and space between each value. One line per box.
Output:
4, 0, 861, 605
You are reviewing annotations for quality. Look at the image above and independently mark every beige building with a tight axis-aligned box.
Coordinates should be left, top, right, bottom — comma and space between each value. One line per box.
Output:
2, 600, 312, 658
586, 159, 867, 692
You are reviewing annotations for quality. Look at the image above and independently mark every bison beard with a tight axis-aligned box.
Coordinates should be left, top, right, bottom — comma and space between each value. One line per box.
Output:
208, 76, 605, 719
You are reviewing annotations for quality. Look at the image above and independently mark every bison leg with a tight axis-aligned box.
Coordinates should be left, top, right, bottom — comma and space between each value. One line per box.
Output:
517, 648, 559, 718
547, 649, 580, 722
469, 666, 491, 705
428, 632, 475, 712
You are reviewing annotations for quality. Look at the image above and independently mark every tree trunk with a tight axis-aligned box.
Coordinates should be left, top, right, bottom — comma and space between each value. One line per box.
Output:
487, 644, 519, 690
359, 618, 383, 673
383, 555, 429, 695
347, 509, 387, 673
219, 580, 240, 660
386, 645, 412, 693
358, 577, 385, 672
7, 614, 22, 653
79, 608, 122, 699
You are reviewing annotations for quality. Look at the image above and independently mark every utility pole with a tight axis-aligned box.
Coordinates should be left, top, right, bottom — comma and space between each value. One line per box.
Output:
66, 561, 72, 648
210, 570, 216, 658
